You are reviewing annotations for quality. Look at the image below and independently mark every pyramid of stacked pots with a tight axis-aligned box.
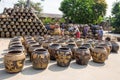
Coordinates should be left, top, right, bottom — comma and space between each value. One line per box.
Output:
0, 5, 47, 38
4, 35, 119, 73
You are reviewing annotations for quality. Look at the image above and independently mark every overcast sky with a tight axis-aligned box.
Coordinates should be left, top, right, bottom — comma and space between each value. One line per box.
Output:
0, 0, 118, 17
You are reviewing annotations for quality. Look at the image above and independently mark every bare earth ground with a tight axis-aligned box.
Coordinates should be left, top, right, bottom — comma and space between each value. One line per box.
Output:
0, 34, 120, 80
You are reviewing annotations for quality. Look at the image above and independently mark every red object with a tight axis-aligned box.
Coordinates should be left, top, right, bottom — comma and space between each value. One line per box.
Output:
76, 31, 81, 38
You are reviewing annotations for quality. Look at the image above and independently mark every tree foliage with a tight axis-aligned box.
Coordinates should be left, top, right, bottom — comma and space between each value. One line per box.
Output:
15, 0, 42, 12
111, 1, 120, 33
59, 0, 107, 24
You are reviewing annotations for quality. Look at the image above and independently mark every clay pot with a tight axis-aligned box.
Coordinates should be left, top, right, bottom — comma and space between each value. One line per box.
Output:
76, 40, 84, 47
42, 41, 53, 49
6, 32, 10, 38
99, 43, 111, 57
82, 43, 93, 52
91, 46, 107, 63
117, 37, 120, 42
9, 45, 26, 55
1, 32, 5, 37
56, 40, 66, 47
48, 44, 61, 60
56, 47, 72, 67
4, 50, 26, 73
66, 43, 78, 59
32, 48, 50, 69
111, 41, 119, 53
28, 44, 42, 61
26, 41, 39, 51
75, 47, 91, 65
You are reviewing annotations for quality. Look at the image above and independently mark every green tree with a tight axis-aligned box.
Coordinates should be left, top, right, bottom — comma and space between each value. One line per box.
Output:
111, 1, 120, 33
59, 0, 107, 24
15, 0, 42, 12
42, 17, 54, 25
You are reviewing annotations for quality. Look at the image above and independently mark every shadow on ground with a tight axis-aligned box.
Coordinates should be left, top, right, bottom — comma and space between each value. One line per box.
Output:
21, 66, 44, 75
0, 69, 17, 80
48, 63, 68, 72
88, 60, 105, 67
70, 61, 87, 69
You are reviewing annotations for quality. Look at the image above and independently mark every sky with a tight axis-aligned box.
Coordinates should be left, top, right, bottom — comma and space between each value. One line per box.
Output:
0, 0, 118, 17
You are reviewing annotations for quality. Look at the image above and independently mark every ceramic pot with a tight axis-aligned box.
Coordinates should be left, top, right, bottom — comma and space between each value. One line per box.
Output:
76, 40, 84, 47
28, 44, 41, 61
91, 46, 107, 63
56, 47, 72, 67
99, 43, 111, 57
32, 48, 50, 69
66, 43, 78, 59
111, 41, 119, 53
4, 50, 25, 73
75, 47, 91, 65
42, 41, 53, 49
48, 44, 61, 60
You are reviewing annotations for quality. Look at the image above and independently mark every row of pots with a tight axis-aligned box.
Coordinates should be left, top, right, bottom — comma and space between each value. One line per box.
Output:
0, 32, 43, 38
4, 36, 26, 73
4, 35, 119, 73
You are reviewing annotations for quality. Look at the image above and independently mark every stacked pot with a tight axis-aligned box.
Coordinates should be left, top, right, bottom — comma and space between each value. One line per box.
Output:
0, 5, 47, 38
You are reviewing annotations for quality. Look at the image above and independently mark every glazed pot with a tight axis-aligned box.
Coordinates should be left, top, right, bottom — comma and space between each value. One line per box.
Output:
99, 43, 111, 57
56, 47, 72, 67
9, 45, 26, 55
48, 44, 61, 60
32, 48, 50, 69
4, 50, 26, 73
66, 43, 78, 59
75, 47, 91, 65
28, 44, 42, 61
42, 41, 53, 49
91, 46, 107, 63
111, 41, 119, 53
76, 40, 84, 47
105, 41, 112, 52
82, 43, 93, 52
56, 40, 66, 47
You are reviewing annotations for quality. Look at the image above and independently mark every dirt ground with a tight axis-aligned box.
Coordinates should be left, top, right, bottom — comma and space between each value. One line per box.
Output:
0, 36, 120, 80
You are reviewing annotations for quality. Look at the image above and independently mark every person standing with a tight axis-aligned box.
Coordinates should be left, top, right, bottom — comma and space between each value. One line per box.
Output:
75, 30, 81, 39
98, 26, 103, 40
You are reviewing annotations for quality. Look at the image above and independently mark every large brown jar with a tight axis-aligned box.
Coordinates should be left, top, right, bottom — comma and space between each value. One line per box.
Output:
56, 47, 72, 67
75, 47, 91, 65
28, 44, 42, 61
66, 43, 78, 59
32, 48, 50, 69
91, 46, 107, 63
99, 43, 111, 57
48, 44, 61, 60
4, 50, 26, 73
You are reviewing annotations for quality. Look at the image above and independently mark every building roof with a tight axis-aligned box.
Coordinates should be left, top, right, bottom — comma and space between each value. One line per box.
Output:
40, 13, 62, 18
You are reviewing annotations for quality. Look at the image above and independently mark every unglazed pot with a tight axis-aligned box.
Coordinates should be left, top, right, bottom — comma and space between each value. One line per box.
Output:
4, 50, 26, 73
75, 47, 91, 65
111, 41, 119, 53
32, 48, 50, 69
66, 43, 78, 59
91, 46, 107, 63
56, 47, 72, 67
48, 44, 61, 60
